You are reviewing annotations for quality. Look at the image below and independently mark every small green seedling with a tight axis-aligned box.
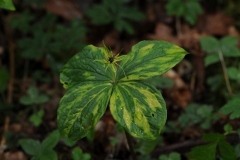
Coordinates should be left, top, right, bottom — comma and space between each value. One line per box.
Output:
200, 36, 240, 95
71, 147, 91, 160
19, 130, 60, 160
199, 36, 240, 66
19, 86, 49, 105
85, 0, 145, 34
58, 40, 187, 142
188, 133, 236, 160
29, 109, 44, 127
145, 76, 174, 89
159, 152, 181, 160
165, 0, 203, 25
0, 0, 15, 10
178, 103, 219, 130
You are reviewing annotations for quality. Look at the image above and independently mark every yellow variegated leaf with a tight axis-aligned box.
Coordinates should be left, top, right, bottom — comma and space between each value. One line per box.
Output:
60, 45, 115, 89
57, 82, 112, 141
116, 40, 188, 81
110, 81, 167, 140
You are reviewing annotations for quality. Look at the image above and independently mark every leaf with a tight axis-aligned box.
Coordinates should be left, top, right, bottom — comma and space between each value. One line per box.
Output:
135, 137, 162, 155
41, 130, 60, 150
219, 96, 240, 119
0, 67, 9, 92
204, 53, 220, 66
224, 124, 233, 134
38, 150, 57, 160
188, 143, 217, 160
227, 67, 240, 80
110, 81, 167, 140
35, 94, 49, 104
19, 139, 41, 156
72, 147, 91, 160
218, 140, 236, 160
19, 96, 34, 105
0, 0, 15, 10
57, 82, 112, 140
116, 40, 188, 81
220, 36, 240, 57
60, 45, 115, 89
199, 36, 220, 53
202, 133, 225, 142
145, 76, 174, 89
29, 110, 45, 126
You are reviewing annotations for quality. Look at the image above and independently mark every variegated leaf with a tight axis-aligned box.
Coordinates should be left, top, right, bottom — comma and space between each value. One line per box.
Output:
110, 81, 167, 140
57, 82, 112, 141
116, 40, 188, 81
60, 45, 115, 89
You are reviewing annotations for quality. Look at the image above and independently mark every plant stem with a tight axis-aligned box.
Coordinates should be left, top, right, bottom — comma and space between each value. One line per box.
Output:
125, 130, 136, 160
217, 50, 233, 95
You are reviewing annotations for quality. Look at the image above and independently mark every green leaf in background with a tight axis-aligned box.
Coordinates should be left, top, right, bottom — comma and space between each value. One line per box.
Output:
188, 143, 217, 160
204, 54, 220, 66
58, 82, 112, 140
0, 0, 15, 10
219, 95, 240, 119
223, 124, 233, 134
19, 139, 41, 155
116, 40, 188, 81
220, 36, 240, 57
41, 130, 60, 150
0, 67, 9, 92
19, 130, 59, 160
227, 65, 240, 83
165, 0, 202, 25
235, 144, 240, 158
218, 140, 236, 160
199, 36, 220, 53
72, 147, 91, 160
29, 110, 45, 127
85, 0, 145, 34
19, 86, 49, 105
110, 82, 167, 140
159, 152, 181, 160
188, 133, 236, 160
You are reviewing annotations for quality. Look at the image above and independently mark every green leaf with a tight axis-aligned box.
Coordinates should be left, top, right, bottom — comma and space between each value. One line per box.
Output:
72, 147, 91, 160
202, 133, 225, 142
116, 40, 188, 81
37, 150, 57, 160
41, 130, 60, 150
199, 36, 220, 53
60, 45, 115, 89
19, 139, 41, 156
224, 124, 233, 134
57, 82, 112, 141
165, 0, 185, 17
29, 110, 45, 126
220, 36, 240, 57
35, 94, 49, 104
218, 140, 236, 160
110, 81, 167, 140
188, 143, 217, 160
204, 53, 220, 66
135, 136, 162, 155
0, 67, 9, 92
219, 96, 240, 119
19, 96, 34, 105
0, 0, 15, 10
227, 67, 240, 80
28, 87, 38, 100
159, 152, 181, 160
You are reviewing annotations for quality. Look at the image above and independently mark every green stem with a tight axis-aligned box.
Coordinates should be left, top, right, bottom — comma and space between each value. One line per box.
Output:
217, 50, 233, 95
125, 130, 137, 160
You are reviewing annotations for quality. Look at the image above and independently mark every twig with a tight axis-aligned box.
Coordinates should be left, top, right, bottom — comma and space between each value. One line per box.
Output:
125, 130, 137, 160
217, 50, 233, 95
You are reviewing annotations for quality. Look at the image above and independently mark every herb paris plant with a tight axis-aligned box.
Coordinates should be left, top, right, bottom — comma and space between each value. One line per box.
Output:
57, 40, 187, 141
